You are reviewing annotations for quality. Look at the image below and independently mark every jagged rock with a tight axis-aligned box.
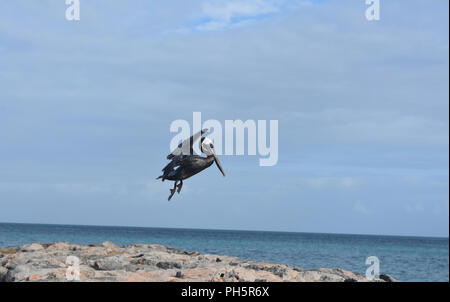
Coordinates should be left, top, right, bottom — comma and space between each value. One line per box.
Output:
0, 266, 8, 282
21, 243, 44, 252
379, 274, 396, 282
0, 241, 398, 282
102, 241, 119, 249
156, 261, 182, 270
90, 256, 126, 271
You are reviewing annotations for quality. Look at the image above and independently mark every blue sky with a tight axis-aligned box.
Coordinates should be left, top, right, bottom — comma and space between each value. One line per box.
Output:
0, 0, 448, 237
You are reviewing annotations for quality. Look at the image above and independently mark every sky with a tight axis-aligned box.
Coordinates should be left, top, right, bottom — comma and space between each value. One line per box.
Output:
0, 0, 448, 237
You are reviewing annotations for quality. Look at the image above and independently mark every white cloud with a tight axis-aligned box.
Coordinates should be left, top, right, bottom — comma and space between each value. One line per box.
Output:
297, 177, 359, 190
0, 181, 156, 197
291, 109, 449, 146
353, 201, 369, 215
196, 0, 282, 31
406, 202, 425, 214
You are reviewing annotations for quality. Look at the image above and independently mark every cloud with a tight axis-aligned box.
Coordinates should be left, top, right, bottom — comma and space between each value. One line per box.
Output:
297, 177, 359, 190
432, 200, 449, 216
406, 202, 425, 214
353, 201, 369, 215
291, 109, 449, 146
195, 0, 282, 31
0, 181, 167, 201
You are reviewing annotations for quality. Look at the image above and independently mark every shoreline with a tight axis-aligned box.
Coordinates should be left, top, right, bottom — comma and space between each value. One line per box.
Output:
0, 241, 397, 282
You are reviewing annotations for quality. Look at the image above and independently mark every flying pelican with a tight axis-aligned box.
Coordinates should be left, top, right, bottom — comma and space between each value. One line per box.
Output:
157, 128, 226, 201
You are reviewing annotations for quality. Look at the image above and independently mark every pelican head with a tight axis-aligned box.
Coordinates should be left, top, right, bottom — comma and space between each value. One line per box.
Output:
200, 137, 226, 177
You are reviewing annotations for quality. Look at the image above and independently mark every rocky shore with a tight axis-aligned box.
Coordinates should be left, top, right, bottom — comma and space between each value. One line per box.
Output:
0, 241, 396, 282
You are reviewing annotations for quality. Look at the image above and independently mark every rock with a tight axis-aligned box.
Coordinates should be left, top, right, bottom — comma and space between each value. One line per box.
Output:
27, 274, 44, 281
379, 274, 397, 282
48, 242, 71, 250
21, 243, 44, 252
265, 266, 287, 278
91, 256, 125, 271
0, 267, 8, 282
0, 247, 17, 255
184, 251, 200, 256
156, 261, 182, 270
102, 241, 119, 249
0, 241, 398, 282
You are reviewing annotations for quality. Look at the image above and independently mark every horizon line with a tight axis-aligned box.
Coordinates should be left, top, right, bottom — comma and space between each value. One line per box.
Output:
1, 221, 448, 240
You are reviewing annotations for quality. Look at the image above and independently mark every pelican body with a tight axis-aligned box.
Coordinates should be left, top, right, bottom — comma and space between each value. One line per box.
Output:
157, 129, 225, 200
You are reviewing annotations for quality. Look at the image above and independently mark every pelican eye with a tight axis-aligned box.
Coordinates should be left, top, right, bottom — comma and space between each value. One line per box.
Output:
210, 143, 214, 149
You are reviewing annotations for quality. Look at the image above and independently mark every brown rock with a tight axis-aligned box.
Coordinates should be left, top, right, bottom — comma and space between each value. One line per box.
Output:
28, 275, 43, 281
102, 241, 119, 249
0, 241, 398, 282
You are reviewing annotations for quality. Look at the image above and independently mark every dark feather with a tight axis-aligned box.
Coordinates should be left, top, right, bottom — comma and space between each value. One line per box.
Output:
157, 155, 215, 181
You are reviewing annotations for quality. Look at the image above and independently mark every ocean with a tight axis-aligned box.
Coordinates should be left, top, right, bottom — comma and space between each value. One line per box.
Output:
0, 222, 448, 282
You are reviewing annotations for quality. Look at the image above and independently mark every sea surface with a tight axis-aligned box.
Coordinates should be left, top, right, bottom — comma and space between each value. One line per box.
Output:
0, 222, 448, 282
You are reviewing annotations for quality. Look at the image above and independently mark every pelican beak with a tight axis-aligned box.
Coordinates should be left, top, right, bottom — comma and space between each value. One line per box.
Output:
213, 154, 226, 177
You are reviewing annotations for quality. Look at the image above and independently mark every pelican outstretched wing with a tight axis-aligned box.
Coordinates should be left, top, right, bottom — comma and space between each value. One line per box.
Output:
167, 128, 208, 160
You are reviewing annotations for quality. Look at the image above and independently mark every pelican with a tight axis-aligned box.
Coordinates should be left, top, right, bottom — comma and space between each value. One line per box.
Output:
157, 128, 226, 201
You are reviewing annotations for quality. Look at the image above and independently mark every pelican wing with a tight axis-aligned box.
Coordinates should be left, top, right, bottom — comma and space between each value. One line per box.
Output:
167, 128, 208, 159
161, 155, 185, 176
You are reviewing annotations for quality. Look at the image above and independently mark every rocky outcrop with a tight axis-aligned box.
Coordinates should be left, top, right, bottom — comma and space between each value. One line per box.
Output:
0, 242, 397, 282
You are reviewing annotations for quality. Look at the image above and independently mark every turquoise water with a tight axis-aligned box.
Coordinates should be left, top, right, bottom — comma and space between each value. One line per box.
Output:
0, 223, 448, 282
